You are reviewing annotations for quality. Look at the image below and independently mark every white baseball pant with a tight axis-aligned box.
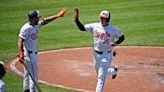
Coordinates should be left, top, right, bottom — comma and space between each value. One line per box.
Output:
94, 51, 116, 92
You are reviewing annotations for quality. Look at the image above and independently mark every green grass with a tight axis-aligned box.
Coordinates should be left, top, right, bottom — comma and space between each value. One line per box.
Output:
4, 70, 77, 92
0, 0, 164, 91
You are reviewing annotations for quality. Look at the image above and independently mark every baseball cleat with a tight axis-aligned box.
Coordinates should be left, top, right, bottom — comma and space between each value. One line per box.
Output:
112, 66, 118, 79
24, 89, 30, 92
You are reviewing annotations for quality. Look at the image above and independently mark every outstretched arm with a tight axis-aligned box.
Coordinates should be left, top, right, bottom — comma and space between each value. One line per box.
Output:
73, 8, 86, 31
41, 7, 67, 25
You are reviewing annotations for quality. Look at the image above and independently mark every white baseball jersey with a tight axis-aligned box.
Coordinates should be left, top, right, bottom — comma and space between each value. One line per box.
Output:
84, 22, 122, 52
19, 21, 42, 52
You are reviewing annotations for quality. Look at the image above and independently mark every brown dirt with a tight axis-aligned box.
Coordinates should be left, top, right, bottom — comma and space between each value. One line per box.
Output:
15, 46, 164, 92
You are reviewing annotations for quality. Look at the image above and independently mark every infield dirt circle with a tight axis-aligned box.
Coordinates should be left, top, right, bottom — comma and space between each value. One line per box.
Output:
13, 46, 164, 92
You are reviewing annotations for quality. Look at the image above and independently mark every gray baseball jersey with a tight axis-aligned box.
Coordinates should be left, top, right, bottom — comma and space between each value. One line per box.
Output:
19, 21, 42, 52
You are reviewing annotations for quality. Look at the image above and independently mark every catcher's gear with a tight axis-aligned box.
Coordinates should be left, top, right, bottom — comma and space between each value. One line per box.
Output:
74, 8, 79, 19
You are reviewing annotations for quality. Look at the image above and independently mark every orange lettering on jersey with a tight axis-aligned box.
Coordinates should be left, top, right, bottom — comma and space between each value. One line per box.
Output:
94, 31, 101, 38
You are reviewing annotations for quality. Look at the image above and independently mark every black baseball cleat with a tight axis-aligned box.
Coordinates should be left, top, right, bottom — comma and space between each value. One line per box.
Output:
24, 89, 30, 92
112, 66, 118, 79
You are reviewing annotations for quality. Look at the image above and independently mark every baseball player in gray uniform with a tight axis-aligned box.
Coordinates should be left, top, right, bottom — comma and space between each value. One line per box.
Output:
18, 8, 67, 92
73, 8, 125, 92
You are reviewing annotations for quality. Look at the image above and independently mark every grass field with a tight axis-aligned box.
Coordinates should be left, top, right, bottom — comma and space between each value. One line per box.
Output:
0, 0, 164, 92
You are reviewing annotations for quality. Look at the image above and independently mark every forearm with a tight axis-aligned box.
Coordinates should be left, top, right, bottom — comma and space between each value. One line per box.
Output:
41, 7, 67, 25
18, 37, 24, 55
75, 18, 86, 31
115, 35, 125, 44
41, 15, 58, 25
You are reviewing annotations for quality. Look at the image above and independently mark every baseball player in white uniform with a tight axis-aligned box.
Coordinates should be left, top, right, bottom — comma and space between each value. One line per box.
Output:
18, 8, 67, 92
73, 8, 125, 92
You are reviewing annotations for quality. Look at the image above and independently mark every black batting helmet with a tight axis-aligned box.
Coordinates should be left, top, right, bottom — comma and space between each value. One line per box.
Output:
28, 10, 41, 19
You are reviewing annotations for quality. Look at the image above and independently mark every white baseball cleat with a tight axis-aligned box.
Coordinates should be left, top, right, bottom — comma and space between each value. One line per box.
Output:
112, 66, 118, 79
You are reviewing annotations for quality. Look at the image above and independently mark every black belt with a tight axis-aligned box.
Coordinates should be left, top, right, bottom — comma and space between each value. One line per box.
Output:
28, 51, 37, 54
95, 50, 111, 54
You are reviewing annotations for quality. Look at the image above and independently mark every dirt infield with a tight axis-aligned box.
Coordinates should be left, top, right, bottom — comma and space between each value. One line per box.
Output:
12, 46, 164, 92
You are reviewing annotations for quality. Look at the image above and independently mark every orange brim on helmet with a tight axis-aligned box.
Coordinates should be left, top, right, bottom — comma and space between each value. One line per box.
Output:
100, 10, 109, 19
100, 15, 109, 19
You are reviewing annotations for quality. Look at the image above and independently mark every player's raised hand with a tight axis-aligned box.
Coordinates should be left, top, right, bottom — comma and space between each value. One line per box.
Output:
57, 7, 67, 18
73, 8, 79, 19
